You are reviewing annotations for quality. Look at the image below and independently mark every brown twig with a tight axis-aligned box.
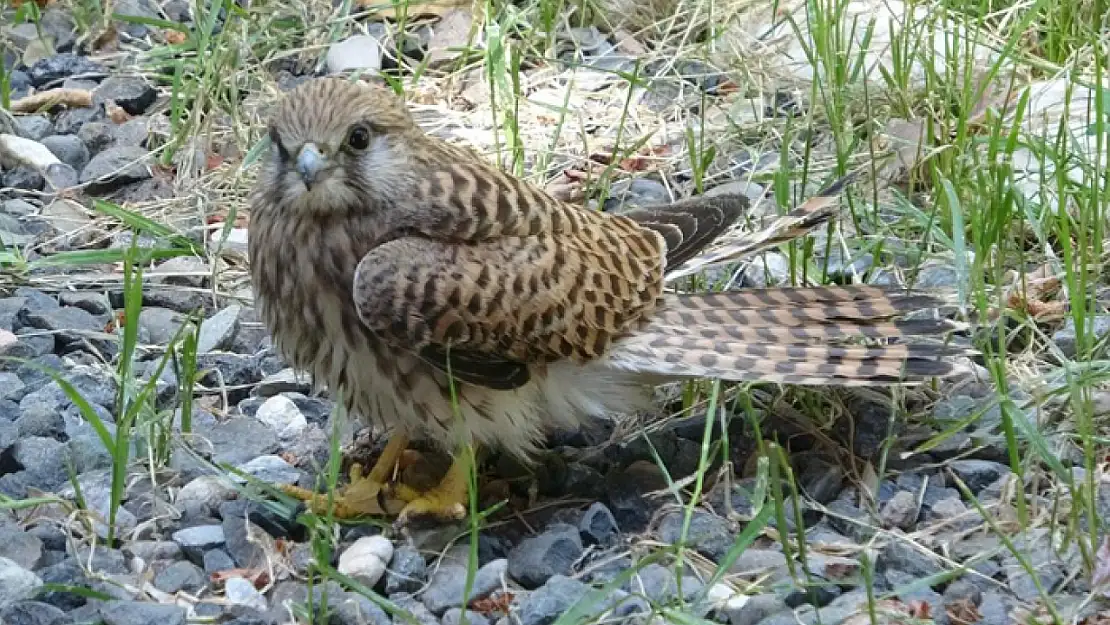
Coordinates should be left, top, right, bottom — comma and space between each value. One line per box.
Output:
9, 88, 94, 114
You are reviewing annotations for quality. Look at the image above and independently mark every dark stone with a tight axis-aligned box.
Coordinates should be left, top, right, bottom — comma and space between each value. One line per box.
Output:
506, 523, 583, 589
27, 54, 106, 88
94, 76, 157, 115
2, 167, 44, 191
578, 502, 619, 547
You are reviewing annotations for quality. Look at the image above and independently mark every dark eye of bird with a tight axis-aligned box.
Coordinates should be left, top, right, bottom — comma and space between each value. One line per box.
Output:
347, 125, 371, 150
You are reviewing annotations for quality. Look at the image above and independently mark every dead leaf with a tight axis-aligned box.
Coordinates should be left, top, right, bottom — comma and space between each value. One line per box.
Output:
210, 568, 271, 589
470, 592, 513, 615
10, 88, 93, 113
107, 103, 132, 124
1001, 262, 1066, 321
358, 0, 468, 19
165, 30, 187, 45
946, 598, 982, 625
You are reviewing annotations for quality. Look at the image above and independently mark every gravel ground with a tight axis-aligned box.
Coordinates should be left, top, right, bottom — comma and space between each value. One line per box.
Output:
2, 2, 1107, 625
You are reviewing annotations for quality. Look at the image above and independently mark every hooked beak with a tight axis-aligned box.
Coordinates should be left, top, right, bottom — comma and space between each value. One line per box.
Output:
296, 143, 325, 187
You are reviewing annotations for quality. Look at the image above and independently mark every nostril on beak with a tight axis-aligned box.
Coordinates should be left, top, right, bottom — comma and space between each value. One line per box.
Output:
296, 143, 325, 186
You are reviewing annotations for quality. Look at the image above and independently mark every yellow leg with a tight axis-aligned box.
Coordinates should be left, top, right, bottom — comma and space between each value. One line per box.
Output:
282, 433, 411, 519
387, 449, 475, 525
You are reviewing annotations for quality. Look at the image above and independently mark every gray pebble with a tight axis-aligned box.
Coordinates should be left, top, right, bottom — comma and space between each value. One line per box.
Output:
197, 304, 241, 353
27, 54, 105, 88
507, 523, 582, 589
442, 608, 490, 625
172, 525, 226, 559
0, 600, 67, 625
95, 76, 157, 115
2, 167, 44, 191
98, 600, 186, 625
879, 490, 919, 530
14, 116, 54, 141
947, 459, 1011, 493
0, 526, 43, 570
514, 575, 590, 625
53, 104, 105, 135
0, 557, 42, 609
41, 134, 90, 171
153, 560, 206, 594
386, 545, 427, 595
80, 145, 152, 193
578, 502, 619, 547
657, 510, 731, 562
77, 121, 116, 155
203, 549, 236, 574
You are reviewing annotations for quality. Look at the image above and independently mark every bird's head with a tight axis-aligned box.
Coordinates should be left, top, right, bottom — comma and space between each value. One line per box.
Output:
259, 77, 420, 214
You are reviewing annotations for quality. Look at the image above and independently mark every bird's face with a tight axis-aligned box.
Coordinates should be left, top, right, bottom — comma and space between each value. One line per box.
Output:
260, 78, 419, 214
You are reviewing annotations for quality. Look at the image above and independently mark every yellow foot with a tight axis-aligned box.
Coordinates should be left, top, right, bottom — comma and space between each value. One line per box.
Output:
282, 432, 413, 519
282, 462, 407, 518
387, 453, 473, 526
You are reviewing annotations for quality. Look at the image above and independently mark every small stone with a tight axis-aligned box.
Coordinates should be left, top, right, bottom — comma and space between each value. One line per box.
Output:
441, 609, 490, 625
385, 545, 427, 595
138, 307, 188, 345
2, 167, 44, 191
729, 549, 790, 582
628, 563, 702, 603
233, 455, 303, 486
943, 578, 982, 606
720, 593, 788, 625
0, 557, 42, 609
40, 134, 90, 171
95, 76, 157, 115
172, 524, 226, 559
43, 162, 79, 193
420, 557, 505, 616
113, 117, 150, 147
326, 35, 383, 74
196, 304, 241, 353
704, 180, 765, 204
0, 600, 67, 625
337, 535, 393, 588
254, 394, 308, 440
153, 560, 206, 594
18, 305, 102, 351
203, 549, 237, 574
604, 461, 666, 532
976, 591, 1011, 625
14, 116, 54, 141
52, 103, 105, 135
515, 575, 591, 625
657, 510, 732, 562
225, 576, 268, 611
98, 600, 186, 625
390, 594, 438, 625
947, 460, 1010, 493
331, 591, 392, 625
125, 540, 182, 562
0, 524, 44, 570
0, 437, 67, 491
880, 538, 944, 579
1, 199, 37, 218
880, 490, 919, 530
741, 252, 792, 287
578, 502, 619, 547
80, 145, 152, 193
27, 54, 105, 87
603, 177, 671, 211
77, 121, 116, 155
176, 475, 237, 518
507, 523, 583, 589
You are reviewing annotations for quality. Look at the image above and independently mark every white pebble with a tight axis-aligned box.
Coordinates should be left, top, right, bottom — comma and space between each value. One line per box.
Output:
337, 535, 393, 588
225, 576, 268, 611
255, 395, 309, 439
0, 133, 62, 170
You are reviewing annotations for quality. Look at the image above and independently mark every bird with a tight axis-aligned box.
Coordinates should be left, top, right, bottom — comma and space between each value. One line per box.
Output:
246, 76, 973, 525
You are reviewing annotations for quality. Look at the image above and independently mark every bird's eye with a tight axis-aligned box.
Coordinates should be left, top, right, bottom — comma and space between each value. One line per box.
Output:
347, 125, 371, 150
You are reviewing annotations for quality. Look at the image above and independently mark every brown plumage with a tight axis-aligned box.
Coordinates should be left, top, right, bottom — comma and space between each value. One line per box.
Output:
247, 77, 971, 521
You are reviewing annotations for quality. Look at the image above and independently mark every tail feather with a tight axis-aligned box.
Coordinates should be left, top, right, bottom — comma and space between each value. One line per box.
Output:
610, 284, 971, 386
664, 171, 859, 282
621, 194, 749, 269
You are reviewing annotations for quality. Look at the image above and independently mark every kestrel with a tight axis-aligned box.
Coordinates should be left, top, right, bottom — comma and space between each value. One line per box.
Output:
247, 77, 971, 524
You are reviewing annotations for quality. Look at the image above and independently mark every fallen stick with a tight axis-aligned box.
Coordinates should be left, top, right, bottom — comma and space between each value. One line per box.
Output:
9, 88, 94, 113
